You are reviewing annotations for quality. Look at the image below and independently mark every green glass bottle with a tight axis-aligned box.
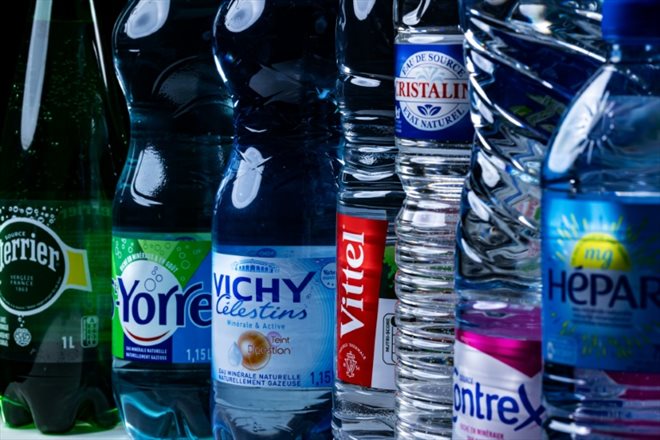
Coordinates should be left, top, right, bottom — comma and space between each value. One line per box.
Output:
0, 0, 125, 434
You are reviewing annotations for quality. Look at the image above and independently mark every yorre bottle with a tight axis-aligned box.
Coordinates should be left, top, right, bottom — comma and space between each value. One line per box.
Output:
111, 0, 232, 438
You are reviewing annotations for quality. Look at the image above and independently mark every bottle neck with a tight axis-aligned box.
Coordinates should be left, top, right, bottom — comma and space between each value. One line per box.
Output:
394, 0, 459, 30
21, 0, 104, 74
608, 41, 660, 64
28, 0, 96, 23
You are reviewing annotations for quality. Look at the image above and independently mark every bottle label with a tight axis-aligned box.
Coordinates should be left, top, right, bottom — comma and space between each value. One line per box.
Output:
395, 41, 472, 141
336, 213, 397, 390
453, 330, 544, 439
0, 201, 111, 362
542, 195, 660, 372
212, 246, 335, 388
112, 234, 213, 364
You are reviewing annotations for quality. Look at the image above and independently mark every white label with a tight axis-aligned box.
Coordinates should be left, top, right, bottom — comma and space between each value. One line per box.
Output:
371, 298, 396, 390
453, 340, 544, 440
212, 248, 335, 388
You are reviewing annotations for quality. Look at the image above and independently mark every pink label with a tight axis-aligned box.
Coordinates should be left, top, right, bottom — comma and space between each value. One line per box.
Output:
453, 330, 544, 440
606, 371, 660, 401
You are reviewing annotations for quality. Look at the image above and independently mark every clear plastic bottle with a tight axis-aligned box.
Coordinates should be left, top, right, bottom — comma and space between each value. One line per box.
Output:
541, 0, 660, 437
456, 0, 606, 296
333, 0, 402, 438
392, 0, 473, 438
0, 0, 124, 433
211, 1, 339, 438
111, 1, 233, 438
454, 0, 606, 438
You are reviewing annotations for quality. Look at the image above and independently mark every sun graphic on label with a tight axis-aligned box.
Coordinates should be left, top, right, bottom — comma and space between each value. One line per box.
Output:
570, 233, 630, 271
553, 213, 634, 271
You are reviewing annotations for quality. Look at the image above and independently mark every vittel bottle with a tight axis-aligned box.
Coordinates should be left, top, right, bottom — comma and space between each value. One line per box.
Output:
333, 0, 402, 437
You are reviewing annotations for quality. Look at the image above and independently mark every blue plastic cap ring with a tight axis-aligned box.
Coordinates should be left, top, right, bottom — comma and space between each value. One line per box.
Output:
602, 0, 660, 41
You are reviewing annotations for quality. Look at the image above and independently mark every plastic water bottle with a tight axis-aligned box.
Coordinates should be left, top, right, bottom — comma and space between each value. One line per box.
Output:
453, 0, 606, 438
541, 0, 660, 437
456, 0, 606, 295
392, 0, 473, 438
211, 1, 339, 438
0, 0, 124, 433
333, 1, 402, 438
111, 1, 232, 438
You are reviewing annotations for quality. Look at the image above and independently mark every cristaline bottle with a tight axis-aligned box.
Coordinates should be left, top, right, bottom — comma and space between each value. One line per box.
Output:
393, 0, 473, 438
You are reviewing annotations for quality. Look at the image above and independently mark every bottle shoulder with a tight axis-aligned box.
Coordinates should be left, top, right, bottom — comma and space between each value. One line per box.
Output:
212, 144, 337, 246
394, 28, 463, 45
543, 63, 660, 192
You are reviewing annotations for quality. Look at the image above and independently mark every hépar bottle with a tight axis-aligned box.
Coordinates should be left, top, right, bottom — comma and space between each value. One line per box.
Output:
211, 1, 339, 438
453, 0, 606, 438
393, 0, 473, 438
333, 0, 402, 438
541, 0, 660, 437
111, 0, 233, 438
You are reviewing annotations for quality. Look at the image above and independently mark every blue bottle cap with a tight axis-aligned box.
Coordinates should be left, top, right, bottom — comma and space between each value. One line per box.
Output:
602, 0, 660, 41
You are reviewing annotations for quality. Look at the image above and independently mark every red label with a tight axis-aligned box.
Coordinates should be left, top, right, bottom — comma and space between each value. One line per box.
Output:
336, 213, 388, 387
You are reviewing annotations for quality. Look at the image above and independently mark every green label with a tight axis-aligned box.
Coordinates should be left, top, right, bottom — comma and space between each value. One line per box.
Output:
0, 201, 111, 362
0, 217, 90, 315
112, 234, 213, 363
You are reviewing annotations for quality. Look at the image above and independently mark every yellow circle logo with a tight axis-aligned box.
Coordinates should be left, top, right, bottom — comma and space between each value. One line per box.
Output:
571, 233, 630, 271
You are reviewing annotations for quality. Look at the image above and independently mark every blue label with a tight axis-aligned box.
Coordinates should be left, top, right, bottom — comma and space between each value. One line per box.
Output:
395, 41, 473, 141
541, 193, 660, 372
112, 235, 213, 364
212, 246, 335, 388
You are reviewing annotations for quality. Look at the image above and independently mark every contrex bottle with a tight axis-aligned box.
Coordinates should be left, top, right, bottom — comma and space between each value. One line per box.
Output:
111, 0, 233, 438
0, 0, 125, 434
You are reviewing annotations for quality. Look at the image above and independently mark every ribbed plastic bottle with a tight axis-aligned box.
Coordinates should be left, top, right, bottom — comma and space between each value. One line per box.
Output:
211, 1, 339, 438
541, 0, 660, 437
0, 0, 125, 434
111, 1, 233, 438
333, 0, 402, 438
453, 0, 606, 438
392, 0, 473, 438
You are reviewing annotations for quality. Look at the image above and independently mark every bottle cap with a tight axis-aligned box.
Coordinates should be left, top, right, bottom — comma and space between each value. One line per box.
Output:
602, 0, 660, 41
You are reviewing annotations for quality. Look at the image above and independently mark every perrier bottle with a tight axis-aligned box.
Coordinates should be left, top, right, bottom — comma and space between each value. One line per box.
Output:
0, 0, 125, 433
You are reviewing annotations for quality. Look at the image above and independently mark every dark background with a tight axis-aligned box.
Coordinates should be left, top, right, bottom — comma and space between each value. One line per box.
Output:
0, 0, 128, 128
